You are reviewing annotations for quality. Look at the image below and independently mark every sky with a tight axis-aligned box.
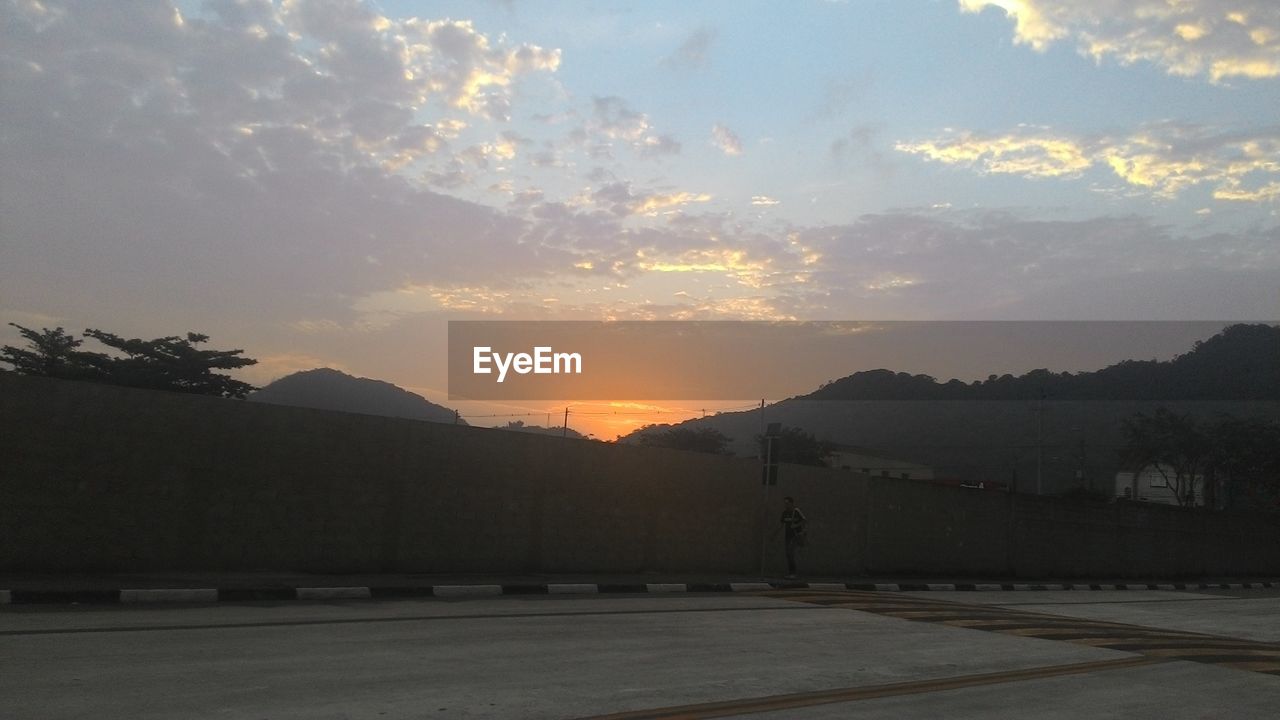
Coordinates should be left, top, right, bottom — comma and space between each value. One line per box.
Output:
2, 0, 1278, 437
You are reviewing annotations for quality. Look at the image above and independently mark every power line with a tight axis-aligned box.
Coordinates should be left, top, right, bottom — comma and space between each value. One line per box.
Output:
456, 401, 761, 421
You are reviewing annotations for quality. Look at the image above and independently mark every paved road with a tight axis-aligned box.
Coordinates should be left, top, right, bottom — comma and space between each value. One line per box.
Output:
3, 589, 1278, 718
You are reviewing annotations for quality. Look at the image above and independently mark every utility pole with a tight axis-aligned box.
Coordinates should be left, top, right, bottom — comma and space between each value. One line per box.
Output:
1035, 388, 1045, 495
758, 421, 780, 578
1077, 437, 1086, 491
562, 406, 569, 437
758, 399, 765, 460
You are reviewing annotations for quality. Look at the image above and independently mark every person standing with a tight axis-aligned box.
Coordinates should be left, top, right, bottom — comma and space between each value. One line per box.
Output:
779, 496, 808, 579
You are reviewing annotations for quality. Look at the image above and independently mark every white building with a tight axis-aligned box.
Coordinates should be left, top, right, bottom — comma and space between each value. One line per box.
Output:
825, 445, 934, 481
1114, 464, 1204, 507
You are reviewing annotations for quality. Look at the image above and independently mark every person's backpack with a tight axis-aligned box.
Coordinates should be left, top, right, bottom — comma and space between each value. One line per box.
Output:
793, 510, 809, 547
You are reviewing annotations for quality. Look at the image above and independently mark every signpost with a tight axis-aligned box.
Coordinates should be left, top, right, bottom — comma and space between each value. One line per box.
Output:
758, 422, 782, 577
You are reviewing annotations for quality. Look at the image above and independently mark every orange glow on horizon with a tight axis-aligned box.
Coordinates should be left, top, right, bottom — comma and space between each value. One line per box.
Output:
480, 400, 755, 440
423, 394, 759, 441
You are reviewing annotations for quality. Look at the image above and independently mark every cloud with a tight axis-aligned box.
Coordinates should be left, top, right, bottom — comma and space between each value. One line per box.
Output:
456, 131, 529, 168
662, 27, 716, 69
0, 0, 580, 331
638, 133, 682, 158
273, 2, 561, 122
897, 131, 1093, 178
710, 124, 743, 156
814, 75, 871, 120
829, 124, 887, 171
959, 0, 1280, 82
591, 96, 650, 141
751, 196, 781, 206
636, 248, 771, 288
349, 211, 1280, 323
242, 351, 348, 385
898, 124, 1280, 200
783, 211, 1280, 319
589, 96, 681, 158
630, 190, 710, 214
2, 0, 1276, 367
398, 17, 561, 120
1104, 128, 1280, 200
1, 0, 561, 198
587, 182, 712, 216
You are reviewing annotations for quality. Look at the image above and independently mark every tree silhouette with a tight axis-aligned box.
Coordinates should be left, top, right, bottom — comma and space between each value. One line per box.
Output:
501, 419, 588, 440
1205, 415, 1280, 511
1120, 408, 1280, 511
1119, 408, 1209, 507
1, 325, 257, 399
0, 324, 106, 381
758, 426, 831, 466
638, 426, 732, 454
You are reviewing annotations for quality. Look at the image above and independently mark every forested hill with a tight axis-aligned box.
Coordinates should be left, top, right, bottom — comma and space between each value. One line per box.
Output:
249, 368, 463, 424
803, 323, 1279, 402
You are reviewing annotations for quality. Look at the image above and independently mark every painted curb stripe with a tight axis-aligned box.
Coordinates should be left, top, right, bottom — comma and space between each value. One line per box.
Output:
9, 590, 120, 604
687, 583, 734, 592
218, 588, 295, 602
547, 583, 599, 594
499, 584, 547, 595
3, 579, 1277, 604
368, 586, 434, 599
121, 588, 218, 603
296, 587, 371, 600
433, 585, 502, 597
597, 583, 649, 593
645, 583, 687, 593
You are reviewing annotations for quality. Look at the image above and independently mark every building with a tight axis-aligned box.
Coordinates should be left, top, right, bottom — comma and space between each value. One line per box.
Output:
824, 444, 934, 481
1114, 463, 1204, 507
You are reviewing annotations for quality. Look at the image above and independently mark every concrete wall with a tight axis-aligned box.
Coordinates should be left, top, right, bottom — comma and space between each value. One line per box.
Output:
3, 373, 1278, 577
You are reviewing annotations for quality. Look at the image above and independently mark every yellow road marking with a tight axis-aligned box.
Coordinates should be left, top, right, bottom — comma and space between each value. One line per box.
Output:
1137, 647, 1280, 658
768, 589, 1280, 677
579, 656, 1162, 720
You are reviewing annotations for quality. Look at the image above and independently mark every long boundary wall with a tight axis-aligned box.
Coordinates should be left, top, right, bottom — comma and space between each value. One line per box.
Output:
3, 373, 1278, 577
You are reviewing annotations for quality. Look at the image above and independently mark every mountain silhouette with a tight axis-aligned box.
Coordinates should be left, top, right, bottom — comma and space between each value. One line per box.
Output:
616, 324, 1280, 491
249, 368, 463, 424
803, 323, 1279, 402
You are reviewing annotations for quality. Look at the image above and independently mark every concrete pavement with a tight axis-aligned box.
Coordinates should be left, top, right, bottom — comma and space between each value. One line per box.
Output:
3, 586, 1279, 718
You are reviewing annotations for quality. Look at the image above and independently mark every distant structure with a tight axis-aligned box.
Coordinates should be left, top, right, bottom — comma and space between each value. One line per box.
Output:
1114, 464, 1205, 507
824, 444, 934, 481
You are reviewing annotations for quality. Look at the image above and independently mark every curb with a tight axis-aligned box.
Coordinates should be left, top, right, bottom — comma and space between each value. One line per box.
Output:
1, 580, 1276, 605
